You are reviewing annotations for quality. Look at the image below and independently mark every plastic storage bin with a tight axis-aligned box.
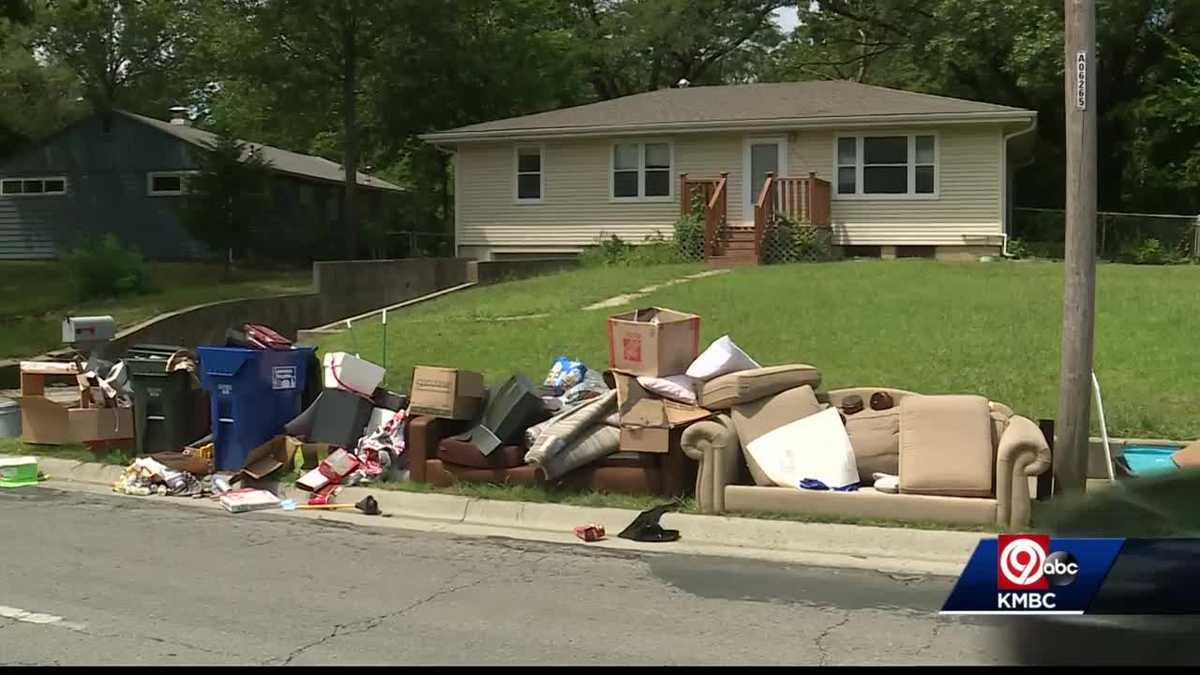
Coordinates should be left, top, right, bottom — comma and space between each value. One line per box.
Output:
198, 345, 316, 471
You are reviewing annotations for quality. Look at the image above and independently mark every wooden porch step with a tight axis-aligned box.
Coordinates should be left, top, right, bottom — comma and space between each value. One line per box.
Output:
706, 254, 758, 268
722, 239, 756, 254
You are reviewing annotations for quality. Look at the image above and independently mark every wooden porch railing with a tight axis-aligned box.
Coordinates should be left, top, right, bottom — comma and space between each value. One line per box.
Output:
753, 171, 832, 257
680, 172, 728, 257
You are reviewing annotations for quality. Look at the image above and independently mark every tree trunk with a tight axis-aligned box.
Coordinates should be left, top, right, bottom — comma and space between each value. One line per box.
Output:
341, 18, 360, 260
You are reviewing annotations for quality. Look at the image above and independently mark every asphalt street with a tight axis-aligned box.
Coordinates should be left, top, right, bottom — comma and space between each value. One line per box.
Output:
0, 486, 1017, 665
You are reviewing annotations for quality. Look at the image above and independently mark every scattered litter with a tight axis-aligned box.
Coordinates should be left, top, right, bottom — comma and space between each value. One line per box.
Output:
543, 356, 587, 396
0, 456, 39, 488
618, 501, 681, 543
574, 523, 606, 542
220, 488, 282, 513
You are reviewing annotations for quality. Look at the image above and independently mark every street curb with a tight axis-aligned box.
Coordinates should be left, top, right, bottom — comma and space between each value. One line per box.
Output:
20, 455, 981, 577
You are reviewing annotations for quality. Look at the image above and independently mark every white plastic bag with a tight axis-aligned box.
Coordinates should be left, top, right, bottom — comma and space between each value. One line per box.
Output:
685, 335, 760, 381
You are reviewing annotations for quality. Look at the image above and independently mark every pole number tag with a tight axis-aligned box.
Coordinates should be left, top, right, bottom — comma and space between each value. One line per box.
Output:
1075, 51, 1087, 110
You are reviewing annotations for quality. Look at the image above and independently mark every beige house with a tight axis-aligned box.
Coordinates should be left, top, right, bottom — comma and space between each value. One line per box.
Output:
422, 80, 1038, 262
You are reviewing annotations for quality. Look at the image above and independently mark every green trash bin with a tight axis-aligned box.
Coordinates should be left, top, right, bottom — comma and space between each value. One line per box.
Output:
125, 344, 208, 455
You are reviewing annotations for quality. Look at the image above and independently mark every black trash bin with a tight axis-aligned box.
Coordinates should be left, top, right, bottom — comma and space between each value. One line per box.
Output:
125, 344, 209, 455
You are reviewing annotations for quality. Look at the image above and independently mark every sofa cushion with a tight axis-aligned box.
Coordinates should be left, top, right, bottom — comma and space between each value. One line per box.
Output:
438, 439, 527, 469
843, 407, 900, 482
745, 407, 859, 489
731, 384, 823, 485
699, 364, 822, 409
723, 485, 998, 526
899, 395, 995, 497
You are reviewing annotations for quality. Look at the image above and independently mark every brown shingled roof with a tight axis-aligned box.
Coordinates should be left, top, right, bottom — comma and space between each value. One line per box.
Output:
120, 110, 404, 192
423, 80, 1035, 142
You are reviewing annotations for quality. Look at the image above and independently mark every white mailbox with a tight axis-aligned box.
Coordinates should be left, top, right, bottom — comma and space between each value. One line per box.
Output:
62, 315, 116, 345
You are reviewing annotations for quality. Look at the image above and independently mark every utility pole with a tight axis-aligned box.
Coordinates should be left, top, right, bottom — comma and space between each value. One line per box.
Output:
1055, 0, 1098, 495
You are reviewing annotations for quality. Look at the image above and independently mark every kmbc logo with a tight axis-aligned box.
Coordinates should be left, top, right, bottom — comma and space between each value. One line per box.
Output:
997, 534, 1079, 590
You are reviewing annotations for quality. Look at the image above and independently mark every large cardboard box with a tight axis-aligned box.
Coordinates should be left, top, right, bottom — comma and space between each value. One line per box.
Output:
20, 397, 134, 445
408, 367, 485, 420
608, 307, 701, 377
609, 371, 711, 453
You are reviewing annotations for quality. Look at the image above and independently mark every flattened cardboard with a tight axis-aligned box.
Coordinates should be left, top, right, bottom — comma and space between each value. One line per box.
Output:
408, 366, 485, 420
609, 371, 711, 453
240, 435, 302, 480
607, 307, 701, 378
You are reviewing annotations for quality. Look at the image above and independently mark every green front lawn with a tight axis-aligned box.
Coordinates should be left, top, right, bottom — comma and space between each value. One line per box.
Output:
317, 259, 1200, 440
0, 262, 311, 359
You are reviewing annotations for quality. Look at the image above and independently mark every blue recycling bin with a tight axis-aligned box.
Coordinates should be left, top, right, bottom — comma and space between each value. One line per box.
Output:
198, 345, 316, 471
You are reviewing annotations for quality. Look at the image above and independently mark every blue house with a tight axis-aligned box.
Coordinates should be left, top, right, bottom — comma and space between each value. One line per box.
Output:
0, 108, 405, 260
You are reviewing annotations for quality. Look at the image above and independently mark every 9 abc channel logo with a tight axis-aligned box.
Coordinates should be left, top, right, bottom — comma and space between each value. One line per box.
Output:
996, 535, 1078, 610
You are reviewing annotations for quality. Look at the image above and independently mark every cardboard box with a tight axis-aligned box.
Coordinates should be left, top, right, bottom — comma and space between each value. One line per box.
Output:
408, 366, 485, 420
20, 396, 134, 445
609, 371, 711, 453
239, 435, 304, 480
607, 307, 701, 377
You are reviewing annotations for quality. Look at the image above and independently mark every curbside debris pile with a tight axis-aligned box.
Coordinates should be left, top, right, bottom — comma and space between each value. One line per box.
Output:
7, 304, 1144, 534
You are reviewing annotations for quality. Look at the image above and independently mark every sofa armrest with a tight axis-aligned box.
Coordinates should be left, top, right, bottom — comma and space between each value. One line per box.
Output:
995, 415, 1052, 529
405, 415, 469, 483
681, 414, 740, 515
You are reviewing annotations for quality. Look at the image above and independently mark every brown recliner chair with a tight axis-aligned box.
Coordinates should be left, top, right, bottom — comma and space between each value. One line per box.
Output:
405, 416, 696, 497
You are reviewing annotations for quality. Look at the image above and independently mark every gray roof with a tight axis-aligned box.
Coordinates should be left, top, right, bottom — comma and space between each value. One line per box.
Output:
120, 111, 404, 192
423, 80, 1036, 142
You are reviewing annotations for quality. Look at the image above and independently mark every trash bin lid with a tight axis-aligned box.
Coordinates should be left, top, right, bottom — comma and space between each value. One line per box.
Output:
197, 346, 260, 379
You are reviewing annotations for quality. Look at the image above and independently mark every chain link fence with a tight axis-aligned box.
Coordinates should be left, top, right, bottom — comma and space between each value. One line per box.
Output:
1013, 207, 1200, 261
759, 214, 836, 264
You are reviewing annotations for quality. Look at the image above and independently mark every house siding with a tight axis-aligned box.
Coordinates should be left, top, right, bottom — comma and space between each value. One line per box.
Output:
0, 113, 399, 260
455, 134, 745, 254
454, 123, 1006, 257
789, 125, 1004, 246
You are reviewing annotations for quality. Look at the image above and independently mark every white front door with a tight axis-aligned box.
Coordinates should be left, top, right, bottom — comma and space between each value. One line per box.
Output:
742, 136, 788, 224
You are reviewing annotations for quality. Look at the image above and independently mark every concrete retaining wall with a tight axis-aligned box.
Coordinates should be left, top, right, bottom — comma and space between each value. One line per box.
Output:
471, 257, 578, 284
0, 255, 578, 389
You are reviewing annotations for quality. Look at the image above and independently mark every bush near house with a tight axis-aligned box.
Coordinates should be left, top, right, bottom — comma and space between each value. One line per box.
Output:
62, 234, 154, 301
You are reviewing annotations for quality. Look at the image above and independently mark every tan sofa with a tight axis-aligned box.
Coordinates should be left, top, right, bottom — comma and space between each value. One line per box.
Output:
681, 386, 1052, 529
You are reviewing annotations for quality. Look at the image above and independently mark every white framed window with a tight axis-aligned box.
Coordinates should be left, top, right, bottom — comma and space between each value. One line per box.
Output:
514, 145, 543, 202
1, 176, 68, 197
611, 141, 673, 200
833, 133, 939, 199
147, 171, 198, 196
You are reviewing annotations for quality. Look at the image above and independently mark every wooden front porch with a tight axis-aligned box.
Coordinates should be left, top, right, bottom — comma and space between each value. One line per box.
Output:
680, 171, 832, 266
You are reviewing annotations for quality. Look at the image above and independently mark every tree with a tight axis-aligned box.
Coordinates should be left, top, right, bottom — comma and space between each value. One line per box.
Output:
0, 1, 83, 155
31, 0, 200, 115
566, 0, 787, 99
180, 135, 272, 277
229, 0, 398, 260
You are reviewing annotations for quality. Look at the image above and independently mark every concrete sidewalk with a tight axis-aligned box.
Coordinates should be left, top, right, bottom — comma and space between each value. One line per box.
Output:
24, 455, 984, 578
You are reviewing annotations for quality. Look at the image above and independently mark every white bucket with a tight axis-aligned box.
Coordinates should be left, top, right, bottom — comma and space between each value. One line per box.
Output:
0, 398, 20, 438
322, 352, 386, 397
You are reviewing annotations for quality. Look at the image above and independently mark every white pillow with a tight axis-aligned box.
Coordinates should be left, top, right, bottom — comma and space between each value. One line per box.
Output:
744, 407, 860, 490
685, 335, 761, 381
636, 374, 698, 405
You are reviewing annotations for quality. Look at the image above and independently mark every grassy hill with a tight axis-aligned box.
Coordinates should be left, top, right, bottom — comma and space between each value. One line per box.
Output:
314, 259, 1200, 440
